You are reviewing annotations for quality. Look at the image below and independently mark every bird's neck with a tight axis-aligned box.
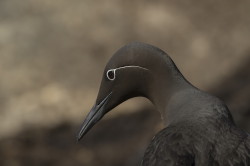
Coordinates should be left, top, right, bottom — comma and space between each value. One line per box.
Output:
147, 62, 195, 126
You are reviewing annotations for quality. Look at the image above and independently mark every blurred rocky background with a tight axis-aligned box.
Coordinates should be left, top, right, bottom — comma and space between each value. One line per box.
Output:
0, 0, 250, 166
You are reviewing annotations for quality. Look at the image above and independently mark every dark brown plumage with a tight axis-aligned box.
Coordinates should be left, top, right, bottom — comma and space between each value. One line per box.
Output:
77, 42, 250, 165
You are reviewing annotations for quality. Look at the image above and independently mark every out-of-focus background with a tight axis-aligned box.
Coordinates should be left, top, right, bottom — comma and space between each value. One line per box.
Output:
0, 0, 250, 165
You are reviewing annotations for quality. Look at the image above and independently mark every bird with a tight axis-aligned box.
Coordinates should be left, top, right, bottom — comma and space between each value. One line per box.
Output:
77, 42, 250, 166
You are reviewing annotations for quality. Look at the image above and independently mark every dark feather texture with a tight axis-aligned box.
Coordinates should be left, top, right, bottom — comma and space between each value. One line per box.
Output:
78, 42, 250, 166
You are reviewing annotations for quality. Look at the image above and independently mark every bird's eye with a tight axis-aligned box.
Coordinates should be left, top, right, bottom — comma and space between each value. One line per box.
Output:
106, 69, 115, 81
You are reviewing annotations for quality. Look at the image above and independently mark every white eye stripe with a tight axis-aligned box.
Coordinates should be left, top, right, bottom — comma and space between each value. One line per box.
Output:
115, 65, 149, 71
106, 65, 149, 81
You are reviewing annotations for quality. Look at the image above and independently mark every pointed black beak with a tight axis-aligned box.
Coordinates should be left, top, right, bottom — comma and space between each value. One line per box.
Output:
77, 92, 112, 141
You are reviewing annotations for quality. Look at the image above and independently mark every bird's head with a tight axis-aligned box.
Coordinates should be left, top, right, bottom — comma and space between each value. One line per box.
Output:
77, 42, 180, 141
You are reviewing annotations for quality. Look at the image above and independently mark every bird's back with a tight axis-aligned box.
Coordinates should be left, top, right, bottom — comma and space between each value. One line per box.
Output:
142, 117, 250, 166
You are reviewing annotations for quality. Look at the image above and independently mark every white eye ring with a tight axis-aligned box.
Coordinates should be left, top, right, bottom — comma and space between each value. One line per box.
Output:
106, 65, 149, 81
106, 69, 116, 81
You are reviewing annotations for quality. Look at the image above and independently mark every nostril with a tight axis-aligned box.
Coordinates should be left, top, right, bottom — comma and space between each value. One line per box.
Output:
107, 70, 115, 80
